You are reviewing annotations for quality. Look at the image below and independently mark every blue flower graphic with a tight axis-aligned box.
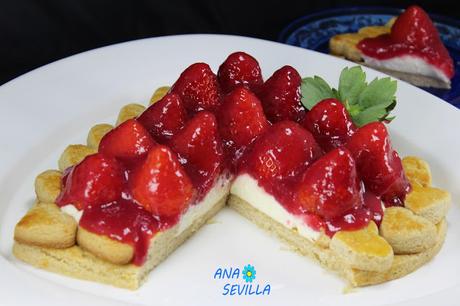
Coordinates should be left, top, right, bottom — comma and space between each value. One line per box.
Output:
242, 264, 256, 283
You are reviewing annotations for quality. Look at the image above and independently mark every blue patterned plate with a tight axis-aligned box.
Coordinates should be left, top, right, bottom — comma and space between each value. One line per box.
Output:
279, 7, 460, 108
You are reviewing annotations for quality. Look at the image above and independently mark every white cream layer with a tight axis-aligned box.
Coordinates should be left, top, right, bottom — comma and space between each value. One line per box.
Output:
230, 174, 320, 241
176, 175, 231, 236
60, 175, 232, 236
362, 54, 450, 83
61, 204, 83, 223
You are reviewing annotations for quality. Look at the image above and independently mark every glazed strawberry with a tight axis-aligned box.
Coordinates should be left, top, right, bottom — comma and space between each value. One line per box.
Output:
170, 63, 222, 113
217, 52, 263, 94
169, 111, 224, 197
347, 122, 411, 206
391, 5, 442, 49
357, 6, 454, 80
246, 121, 322, 182
295, 148, 363, 220
303, 98, 357, 151
218, 86, 270, 164
56, 153, 125, 210
257, 65, 305, 123
99, 119, 156, 163
137, 93, 188, 143
131, 145, 194, 218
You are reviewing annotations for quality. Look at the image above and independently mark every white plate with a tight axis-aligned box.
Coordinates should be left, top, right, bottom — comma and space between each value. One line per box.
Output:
0, 34, 459, 306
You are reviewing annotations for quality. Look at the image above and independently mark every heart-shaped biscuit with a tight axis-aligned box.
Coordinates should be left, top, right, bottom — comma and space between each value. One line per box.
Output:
402, 156, 432, 187
380, 207, 437, 254
116, 103, 145, 126
77, 227, 134, 265
14, 202, 77, 248
149, 86, 170, 105
58, 144, 96, 171
87, 123, 113, 149
330, 221, 394, 272
35, 169, 62, 203
405, 185, 451, 225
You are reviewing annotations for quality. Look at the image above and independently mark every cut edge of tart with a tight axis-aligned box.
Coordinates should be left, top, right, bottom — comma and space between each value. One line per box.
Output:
12, 53, 452, 290
329, 5, 455, 89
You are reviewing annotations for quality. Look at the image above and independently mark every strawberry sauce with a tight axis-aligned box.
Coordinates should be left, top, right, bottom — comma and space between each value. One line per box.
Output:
79, 199, 162, 266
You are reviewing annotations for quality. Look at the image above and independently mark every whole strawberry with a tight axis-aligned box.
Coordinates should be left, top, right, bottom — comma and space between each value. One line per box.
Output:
258, 65, 305, 123
171, 63, 222, 113
99, 119, 156, 163
303, 98, 357, 151
137, 93, 188, 143
218, 52, 263, 94
131, 145, 194, 218
245, 121, 322, 182
56, 153, 126, 210
169, 111, 224, 197
218, 86, 270, 167
295, 148, 363, 219
347, 122, 411, 206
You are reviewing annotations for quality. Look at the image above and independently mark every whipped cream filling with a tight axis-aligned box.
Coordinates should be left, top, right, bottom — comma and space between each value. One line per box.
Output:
362, 54, 450, 83
61, 204, 83, 223
176, 175, 231, 236
230, 174, 320, 241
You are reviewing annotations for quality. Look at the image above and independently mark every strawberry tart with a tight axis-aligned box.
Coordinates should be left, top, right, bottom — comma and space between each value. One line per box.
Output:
13, 51, 451, 289
330, 5, 455, 89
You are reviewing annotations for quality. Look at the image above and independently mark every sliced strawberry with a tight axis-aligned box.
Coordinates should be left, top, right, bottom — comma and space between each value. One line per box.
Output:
245, 121, 322, 182
170, 63, 222, 113
131, 145, 194, 218
303, 98, 357, 151
56, 153, 125, 210
169, 111, 224, 197
346, 122, 411, 206
295, 148, 364, 220
257, 65, 305, 123
217, 51, 263, 94
99, 119, 156, 163
137, 93, 188, 143
218, 86, 270, 167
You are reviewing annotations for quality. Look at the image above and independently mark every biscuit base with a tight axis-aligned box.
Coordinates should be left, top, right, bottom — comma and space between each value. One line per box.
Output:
13, 195, 227, 290
228, 194, 447, 287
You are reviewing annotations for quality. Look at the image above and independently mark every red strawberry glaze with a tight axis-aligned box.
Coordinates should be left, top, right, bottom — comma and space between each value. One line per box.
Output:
169, 112, 225, 200
239, 125, 388, 237
56, 153, 126, 210
58, 146, 198, 266
357, 6, 454, 80
79, 199, 162, 266
324, 207, 371, 237
303, 98, 357, 152
218, 51, 264, 94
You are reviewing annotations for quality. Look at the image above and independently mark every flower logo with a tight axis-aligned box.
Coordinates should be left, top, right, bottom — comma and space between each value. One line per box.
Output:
242, 264, 256, 283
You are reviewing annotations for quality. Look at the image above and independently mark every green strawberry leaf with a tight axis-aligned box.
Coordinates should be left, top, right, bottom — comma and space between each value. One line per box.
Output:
300, 66, 398, 127
338, 66, 367, 105
300, 76, 335, 109
353, 104, 389, 127
358, 77, 397, 108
